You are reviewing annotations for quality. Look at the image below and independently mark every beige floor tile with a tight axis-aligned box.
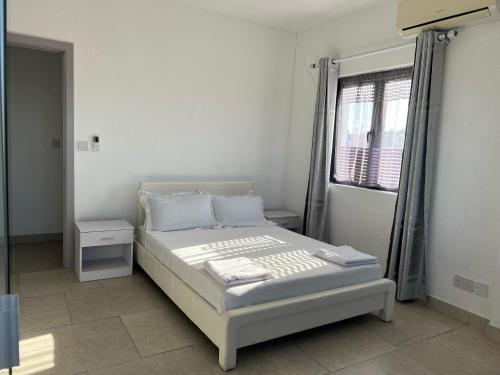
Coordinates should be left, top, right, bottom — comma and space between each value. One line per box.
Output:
19, 269, 101, 297
65, 281, 162, 323
12, 241, 63, 274
193, 336, 328, 375
88, 347, 213, 375
357, 302, 462, 346
20, 293, 71, 332
13, 317, 138, 375
400, 302, 465, 329
135, 277, 177, 310
99, 271, 148, 288
121, 307, 205, 356
425, 297, 471, 324
485, 324, 500, 344
332, 357, 427, 375
295, 323, 396, 372
398, 339, 496, 375
334, 338, 496, 375
429, 325, 500, 371
469, 313, 489, 330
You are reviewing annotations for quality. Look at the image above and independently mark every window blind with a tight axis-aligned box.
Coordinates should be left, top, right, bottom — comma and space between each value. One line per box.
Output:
331, 67, 413, 191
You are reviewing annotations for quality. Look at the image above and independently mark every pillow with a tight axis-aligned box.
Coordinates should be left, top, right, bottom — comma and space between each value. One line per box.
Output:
212, 195, 268, 227
138, 191, 216, 231
138, 190, 192, 231
149, 193, 218, 232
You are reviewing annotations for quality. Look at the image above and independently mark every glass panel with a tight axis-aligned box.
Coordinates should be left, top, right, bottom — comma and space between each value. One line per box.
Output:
376, 78, 412, 190
0, 0, 8, 296
334, 83, 374, 185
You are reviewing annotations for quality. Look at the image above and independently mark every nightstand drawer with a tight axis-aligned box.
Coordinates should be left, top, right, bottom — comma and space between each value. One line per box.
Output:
80, 230, 133, 247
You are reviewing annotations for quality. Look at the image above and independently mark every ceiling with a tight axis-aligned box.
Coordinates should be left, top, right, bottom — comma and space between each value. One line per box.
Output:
173, 0, 384, 32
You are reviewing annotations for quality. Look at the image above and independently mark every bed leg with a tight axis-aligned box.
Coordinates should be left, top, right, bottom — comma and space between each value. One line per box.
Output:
218, 345, 237, 371
378, 282, 396, 322
378, 305, 393, 322
219, 319, 238, 371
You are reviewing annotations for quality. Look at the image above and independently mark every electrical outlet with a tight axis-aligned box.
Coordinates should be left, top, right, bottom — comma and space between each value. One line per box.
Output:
454, 275, 474, 292
474, 281, 489, 297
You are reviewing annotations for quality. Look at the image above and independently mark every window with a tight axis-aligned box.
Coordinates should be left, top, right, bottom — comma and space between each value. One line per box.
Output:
331, 67, 413, 191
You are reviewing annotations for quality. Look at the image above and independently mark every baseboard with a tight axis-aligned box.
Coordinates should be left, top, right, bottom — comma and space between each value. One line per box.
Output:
419, 296, 490, 330
10, 233, 63, 245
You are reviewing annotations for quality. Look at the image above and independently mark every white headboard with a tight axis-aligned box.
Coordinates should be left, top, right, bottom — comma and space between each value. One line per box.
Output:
137, 180, 254, 226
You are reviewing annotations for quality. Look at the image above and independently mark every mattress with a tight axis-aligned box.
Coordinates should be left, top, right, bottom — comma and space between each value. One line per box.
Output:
139, 226, 381, 313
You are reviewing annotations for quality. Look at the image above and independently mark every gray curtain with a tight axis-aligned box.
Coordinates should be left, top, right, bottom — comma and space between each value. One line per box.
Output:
303, 58, 339, 241
387, 31, 447, 301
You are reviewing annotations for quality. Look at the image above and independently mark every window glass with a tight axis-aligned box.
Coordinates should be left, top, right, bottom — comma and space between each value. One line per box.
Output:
331, 67, 413, 191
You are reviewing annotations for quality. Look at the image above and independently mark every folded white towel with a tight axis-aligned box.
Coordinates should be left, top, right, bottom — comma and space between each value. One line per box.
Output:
315, 246, 378, 267
204, 257, 274, 286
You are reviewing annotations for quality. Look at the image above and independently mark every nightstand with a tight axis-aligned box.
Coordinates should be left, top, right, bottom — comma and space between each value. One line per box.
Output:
75, 220, 134, 282
264, 210, 300, 232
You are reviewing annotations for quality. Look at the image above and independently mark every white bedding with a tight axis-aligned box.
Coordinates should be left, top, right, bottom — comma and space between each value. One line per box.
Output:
138, 226, 381, 313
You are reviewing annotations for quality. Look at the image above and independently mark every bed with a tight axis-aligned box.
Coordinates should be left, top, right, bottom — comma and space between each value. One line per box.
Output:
134, 181, 396, 371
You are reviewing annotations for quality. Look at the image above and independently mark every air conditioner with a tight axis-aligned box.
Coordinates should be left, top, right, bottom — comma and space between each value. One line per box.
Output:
397, 0, 499, 36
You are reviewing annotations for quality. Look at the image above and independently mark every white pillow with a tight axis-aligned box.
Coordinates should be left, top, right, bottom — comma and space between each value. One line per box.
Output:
138, 190, 191, 230
138, 191, 216, 231
150, 193, 218, 232
212, 195, 268, 227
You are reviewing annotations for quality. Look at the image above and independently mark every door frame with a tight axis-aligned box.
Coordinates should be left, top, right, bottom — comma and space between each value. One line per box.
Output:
7, 33, 75, 269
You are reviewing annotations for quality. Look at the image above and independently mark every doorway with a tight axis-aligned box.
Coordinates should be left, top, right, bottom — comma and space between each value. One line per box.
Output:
7, 45, 64, 272
7, 34, 74, 270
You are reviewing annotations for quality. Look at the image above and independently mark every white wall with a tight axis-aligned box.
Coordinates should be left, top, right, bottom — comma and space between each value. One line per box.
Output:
428, 21, 500, 320
7, 0, 297, 226
286, 0, 500, 321
328, 185, 397, 274
7, 46, 63, 236
492, 261, 500, 328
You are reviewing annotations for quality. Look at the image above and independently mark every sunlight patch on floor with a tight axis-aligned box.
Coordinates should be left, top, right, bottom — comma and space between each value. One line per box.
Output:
14, 334, 54, 375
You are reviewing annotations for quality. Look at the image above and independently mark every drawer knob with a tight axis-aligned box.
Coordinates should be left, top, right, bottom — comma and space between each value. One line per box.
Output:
101, 236, 115, 241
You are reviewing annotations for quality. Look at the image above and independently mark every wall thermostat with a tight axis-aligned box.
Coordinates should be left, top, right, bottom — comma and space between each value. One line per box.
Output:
92, 135, 100, 152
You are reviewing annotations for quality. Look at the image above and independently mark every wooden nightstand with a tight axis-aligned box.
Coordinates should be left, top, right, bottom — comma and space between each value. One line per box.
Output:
75, 220, 134, 282
264, 210, 300, 232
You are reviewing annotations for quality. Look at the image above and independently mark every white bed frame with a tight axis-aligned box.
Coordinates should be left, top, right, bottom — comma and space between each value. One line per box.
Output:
134, 181, 396, 371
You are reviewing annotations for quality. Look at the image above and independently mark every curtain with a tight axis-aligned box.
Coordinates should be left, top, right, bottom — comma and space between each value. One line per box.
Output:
386, 31, 447, 301
303, 58, 338, 241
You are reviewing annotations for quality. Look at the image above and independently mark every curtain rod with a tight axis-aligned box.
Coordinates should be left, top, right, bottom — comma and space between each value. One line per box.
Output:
309, 30, 458, 69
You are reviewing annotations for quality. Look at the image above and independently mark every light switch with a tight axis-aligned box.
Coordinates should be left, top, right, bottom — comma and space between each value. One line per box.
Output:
92, 135, 100, 152
77, 141, 88, 151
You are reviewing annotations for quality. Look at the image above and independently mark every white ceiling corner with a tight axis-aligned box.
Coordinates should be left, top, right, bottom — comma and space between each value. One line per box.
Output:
172, 0, 385, 32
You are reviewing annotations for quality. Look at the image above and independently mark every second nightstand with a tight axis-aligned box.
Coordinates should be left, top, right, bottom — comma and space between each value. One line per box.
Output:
264, 210, 300, 232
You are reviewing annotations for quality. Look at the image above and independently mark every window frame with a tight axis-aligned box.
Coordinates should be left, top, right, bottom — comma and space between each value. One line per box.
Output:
330, 67, 414, 193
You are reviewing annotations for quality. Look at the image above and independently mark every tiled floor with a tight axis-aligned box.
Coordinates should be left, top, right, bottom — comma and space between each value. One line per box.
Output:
11, 241, 63, 274
5, 253, 500, 374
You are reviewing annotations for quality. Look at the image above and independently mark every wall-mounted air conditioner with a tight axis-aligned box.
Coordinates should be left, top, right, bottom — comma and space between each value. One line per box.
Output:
397, 0, 499, 36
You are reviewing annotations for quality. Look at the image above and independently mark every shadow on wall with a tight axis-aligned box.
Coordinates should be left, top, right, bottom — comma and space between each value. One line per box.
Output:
328, 184, 397, 274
